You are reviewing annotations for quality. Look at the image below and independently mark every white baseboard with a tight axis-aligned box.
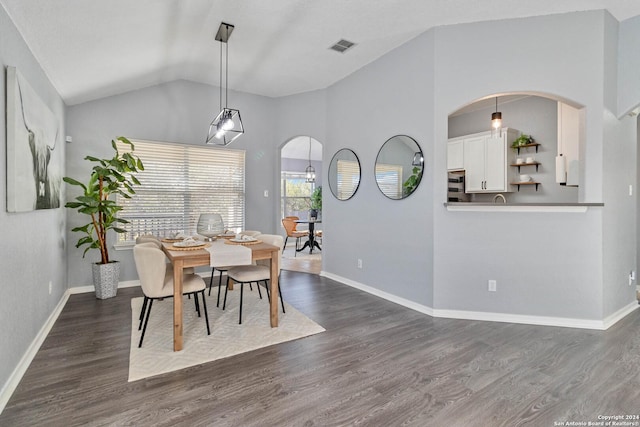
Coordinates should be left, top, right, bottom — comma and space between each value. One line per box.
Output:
0, 290, 70, 414
321, 272, 638, 330
68, 279, 140, 295
603, 301, 639, 329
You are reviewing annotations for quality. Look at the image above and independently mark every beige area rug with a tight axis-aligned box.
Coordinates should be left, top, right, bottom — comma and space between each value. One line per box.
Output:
128, 289, 325, 381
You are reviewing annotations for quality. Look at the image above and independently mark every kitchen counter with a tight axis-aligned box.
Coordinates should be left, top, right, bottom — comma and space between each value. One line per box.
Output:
444, 202, 604, 212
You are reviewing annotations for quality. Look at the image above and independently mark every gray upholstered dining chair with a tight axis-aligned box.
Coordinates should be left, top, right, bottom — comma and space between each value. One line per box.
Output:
133, 242, 210, 347
135, 234, 195, 274
223, 234, 285, 324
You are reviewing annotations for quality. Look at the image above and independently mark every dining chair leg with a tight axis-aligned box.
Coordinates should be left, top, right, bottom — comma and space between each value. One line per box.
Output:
278, 283, 286, 313
201, 290, 211, 335
217, 271, 224, 307
222, 276, 229, 310
263, 280, 271, 302
138, 299, 154, 348
208, 267, 216, 296
138, 296, 149, 330
283, 236, 289, 253
194, 292, 201, 317
239, 283, 244, 324
256, 281, 263, 299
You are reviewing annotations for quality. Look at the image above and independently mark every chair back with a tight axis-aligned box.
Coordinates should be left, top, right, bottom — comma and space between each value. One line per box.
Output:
133, 243, 168, 298
282, 217, 299, 236
135, 235, 162, 249
284, 216, 301, 231
257, 234, 284, 273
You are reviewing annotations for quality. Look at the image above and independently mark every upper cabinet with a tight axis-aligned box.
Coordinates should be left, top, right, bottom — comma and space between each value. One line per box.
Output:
449, 128, 517, 193
447, 139, 464, 171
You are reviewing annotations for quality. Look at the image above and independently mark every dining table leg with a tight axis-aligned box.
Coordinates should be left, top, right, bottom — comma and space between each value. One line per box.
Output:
173, 259, 184, 351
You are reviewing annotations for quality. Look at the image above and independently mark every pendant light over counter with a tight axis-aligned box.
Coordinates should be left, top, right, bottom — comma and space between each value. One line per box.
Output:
491, 96, 502, 137
206, 22, 244, 146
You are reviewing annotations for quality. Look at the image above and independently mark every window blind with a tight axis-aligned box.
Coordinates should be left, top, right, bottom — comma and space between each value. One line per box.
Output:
116, 139, 245, 242
336, 159, 360, 200
375, 163, 403, 199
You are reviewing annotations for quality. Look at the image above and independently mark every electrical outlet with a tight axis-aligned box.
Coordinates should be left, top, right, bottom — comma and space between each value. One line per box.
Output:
48, 281, 52, 295
263, 190, 269, 197
488, 280, 497, 292
630, 271, 636, 286
357, 259, 363, 269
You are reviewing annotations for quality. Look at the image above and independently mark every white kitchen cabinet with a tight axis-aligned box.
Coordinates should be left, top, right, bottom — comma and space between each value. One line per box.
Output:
455, 128, 517, 193
447, 139, 464, 171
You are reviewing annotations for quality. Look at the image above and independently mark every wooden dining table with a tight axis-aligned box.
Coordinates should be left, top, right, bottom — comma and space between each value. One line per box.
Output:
161, 240, 280, 351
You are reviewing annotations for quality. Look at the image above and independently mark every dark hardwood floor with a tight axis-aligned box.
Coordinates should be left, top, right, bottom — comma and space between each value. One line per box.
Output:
2, 271, 640, 426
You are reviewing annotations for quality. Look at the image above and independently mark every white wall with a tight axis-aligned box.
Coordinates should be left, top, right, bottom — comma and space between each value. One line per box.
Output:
0, 4, 67, 399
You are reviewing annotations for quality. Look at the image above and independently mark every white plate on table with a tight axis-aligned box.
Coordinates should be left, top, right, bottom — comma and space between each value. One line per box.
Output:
173, 241, 207, 248
230, 237, 257, 243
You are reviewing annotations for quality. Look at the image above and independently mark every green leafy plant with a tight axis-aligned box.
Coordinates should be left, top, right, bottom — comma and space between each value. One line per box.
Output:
310, 186, 322, 211
63, 137, 144, 264
403, 167, 422, 196
511, 134, 534, 149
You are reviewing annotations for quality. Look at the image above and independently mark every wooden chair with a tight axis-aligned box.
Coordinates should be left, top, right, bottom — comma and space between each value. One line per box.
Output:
223, 234, 285, 324
282, 217, 308, 256
133, 243, 210, 347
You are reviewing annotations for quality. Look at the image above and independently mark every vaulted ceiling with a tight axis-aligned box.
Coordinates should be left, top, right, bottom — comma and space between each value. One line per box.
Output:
2, 0, 639, 106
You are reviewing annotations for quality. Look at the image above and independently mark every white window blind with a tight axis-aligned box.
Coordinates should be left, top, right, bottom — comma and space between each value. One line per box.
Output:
116, 139, 245, 242
375, 163, 403, 199
336, 159, 360, 200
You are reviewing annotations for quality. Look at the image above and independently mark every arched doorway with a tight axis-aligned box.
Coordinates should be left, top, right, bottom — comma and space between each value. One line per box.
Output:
279, 135, 323, 274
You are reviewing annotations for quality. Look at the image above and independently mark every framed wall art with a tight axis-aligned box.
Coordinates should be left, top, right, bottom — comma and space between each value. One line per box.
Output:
6, 66, 61, 212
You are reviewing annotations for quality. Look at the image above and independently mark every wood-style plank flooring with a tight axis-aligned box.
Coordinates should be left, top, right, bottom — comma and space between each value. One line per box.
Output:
2, 271, 640, 426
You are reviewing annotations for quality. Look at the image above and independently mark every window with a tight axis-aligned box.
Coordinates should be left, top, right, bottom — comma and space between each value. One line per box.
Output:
116, 139, 245, 242
281, 171, 313, 220
375, 163, 403, 199
336, 159, 360, 200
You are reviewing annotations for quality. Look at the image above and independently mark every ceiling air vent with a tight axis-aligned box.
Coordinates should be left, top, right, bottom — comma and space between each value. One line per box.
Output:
330, 39, 356, 53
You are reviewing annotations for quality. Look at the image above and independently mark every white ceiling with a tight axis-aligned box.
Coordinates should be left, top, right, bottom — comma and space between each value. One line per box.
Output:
2, 1, 640, 106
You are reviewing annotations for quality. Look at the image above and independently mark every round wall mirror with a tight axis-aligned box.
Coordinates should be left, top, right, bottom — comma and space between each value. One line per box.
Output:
375, 135, 423, 199
328, 148, 361, 201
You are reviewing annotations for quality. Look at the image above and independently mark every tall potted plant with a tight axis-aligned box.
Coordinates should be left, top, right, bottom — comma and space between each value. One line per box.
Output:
64, 137, 144, 299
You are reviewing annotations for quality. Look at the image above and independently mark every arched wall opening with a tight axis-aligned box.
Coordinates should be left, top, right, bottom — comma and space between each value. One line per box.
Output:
279, 135, 323, 222
446, 92, 584, 204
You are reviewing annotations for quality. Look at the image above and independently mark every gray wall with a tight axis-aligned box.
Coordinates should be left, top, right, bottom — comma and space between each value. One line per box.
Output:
0, 5, 67, 397
323, 30, 435, 307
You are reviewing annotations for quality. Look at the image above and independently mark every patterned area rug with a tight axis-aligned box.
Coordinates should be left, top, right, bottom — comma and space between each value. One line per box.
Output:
128, 289, 325, 381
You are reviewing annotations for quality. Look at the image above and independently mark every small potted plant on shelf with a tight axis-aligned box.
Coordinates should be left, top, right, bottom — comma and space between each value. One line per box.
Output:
511, 134, 534, 150
63, 137, 144, 299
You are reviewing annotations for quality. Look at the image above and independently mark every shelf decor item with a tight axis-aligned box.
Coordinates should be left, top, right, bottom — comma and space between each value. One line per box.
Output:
63, 137, 144, 299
